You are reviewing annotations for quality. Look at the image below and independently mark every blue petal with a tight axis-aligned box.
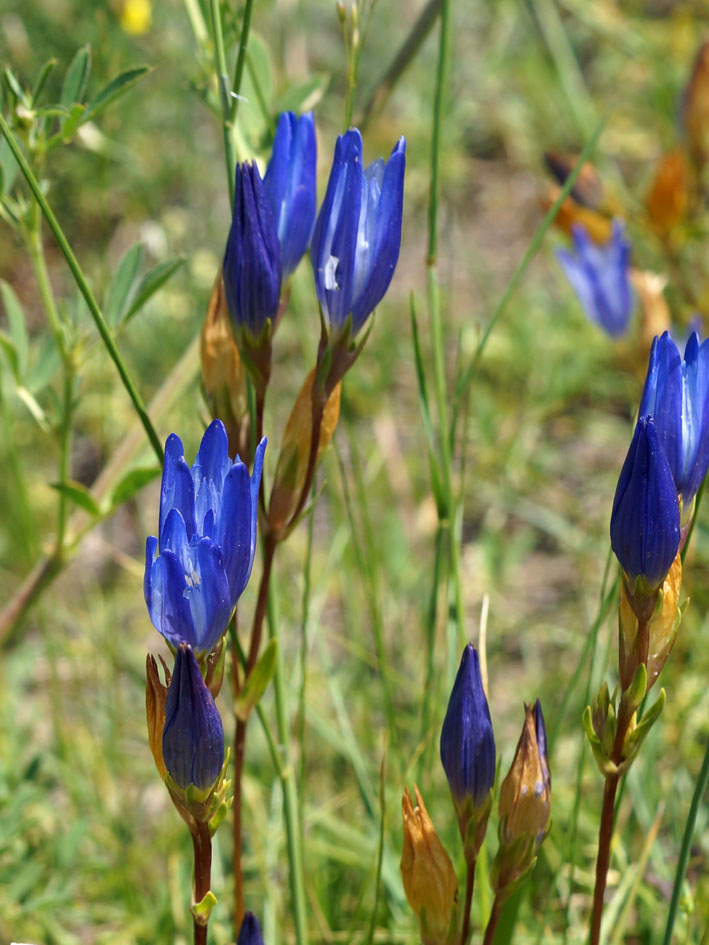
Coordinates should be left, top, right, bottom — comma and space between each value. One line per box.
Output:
162, 645, 224, 792
639, 332, 683, 482
188, 538, 232, 653
161, 507, 192, 574
311, 130, 363, 329
533, 698, 551, 790
194, 420, 231, 495
143, 535, 158, 617
351, 138, 406, 333
216, 438, 266, 602
146, 549, 197, 647
263, 112, 295, 230
159, 434, 196, 540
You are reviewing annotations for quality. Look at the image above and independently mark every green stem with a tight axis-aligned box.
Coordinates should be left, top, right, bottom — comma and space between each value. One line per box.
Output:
661, 736, 709, 945
266, 562, 309, 945
229, 0, 256, 127
0, 113, 163, 462
298, 495, 315, 842
460, 854, 476, 945
208, 0, 237, 207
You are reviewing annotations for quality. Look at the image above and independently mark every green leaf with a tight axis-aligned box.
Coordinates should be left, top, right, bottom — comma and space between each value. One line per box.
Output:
105, 243, 142, 326
234, 639, 278, 721
61, 103, 86, 143
275, 74, 329, 115
123, 257, 184, 323
49, 480, 100, 516
0, 137, 19, 196
26, 337, 61, 394
191, 890, 217, 922
82, 66, 150, 123
0, 280, 28, 378
31, 58, 57, 107
0, 331, 19, 381
60, 46, 91, 107
3, 68, 29, 109
110, 466, 161, 507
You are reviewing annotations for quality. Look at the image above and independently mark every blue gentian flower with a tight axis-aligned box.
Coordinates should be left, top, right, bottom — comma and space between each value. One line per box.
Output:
610, 416, 680, 590
556, 220, 634, 338
440, 644, 496, 809
223, 163, 282, 335
162, 644, 224, 792
144, 420, 266, 654
238, 912, 265, 945
263, 111, 317, 277
533, 698, 550, 792
310, 129, 406, 337
639, 330, 709, 511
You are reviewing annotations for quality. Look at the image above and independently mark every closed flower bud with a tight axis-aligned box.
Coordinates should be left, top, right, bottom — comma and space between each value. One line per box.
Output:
238, 911, 265, 945
610, 416, 680, 596
144, 422, 265, 654
440, 645, 495, 857
263, 111, 317, 277
639, 331, 709, 517
400, 787, 458, 945
162, 644, 224, 794
556, 220, 634, 338
311, 129, 406, 339
223, 162, 282, 338
492, 701, 551, 896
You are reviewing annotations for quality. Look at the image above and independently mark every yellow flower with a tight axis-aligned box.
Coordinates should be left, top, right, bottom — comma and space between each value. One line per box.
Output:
400, 786, 458, 945
120, 0, 152, 35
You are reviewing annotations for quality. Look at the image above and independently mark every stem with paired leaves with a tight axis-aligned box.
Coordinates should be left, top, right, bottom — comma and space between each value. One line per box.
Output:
191, 820, 213, 945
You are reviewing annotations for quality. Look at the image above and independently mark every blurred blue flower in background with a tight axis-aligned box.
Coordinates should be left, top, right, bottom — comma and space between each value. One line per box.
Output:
556, 220, 634, 337
223, 162, 282, 335
311, 129, 406, 337
440, 644, 496, 811
144, 420, 265, 653
640, 330, 709, 513
610, 415, 680, 590
263, 111, 317, 278
162, 644, 224, 792
238, 912, 265, 945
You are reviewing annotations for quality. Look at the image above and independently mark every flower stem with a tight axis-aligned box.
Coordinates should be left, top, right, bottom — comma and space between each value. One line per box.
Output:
192, 820, 213, 945
460, 855, 477, 945
482, 894, 504, 945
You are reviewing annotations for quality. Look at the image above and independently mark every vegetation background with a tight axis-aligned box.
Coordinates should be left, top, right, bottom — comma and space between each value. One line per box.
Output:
0, 0, 708, 943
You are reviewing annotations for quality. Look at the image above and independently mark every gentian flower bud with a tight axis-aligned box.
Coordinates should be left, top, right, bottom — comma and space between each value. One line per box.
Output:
492, 700, 551, 897
400, 786, 458, 945
238, 911, 265, 945
440, 644, 495, 857
263, 111, 317, 278
144, 421, 265, 654
223, 162, 282, 338
639, 331, 709, 516
556, 220, 634, 338
162, 644, 224, 793
610, 416, 680, 595
311, 129, 406, 338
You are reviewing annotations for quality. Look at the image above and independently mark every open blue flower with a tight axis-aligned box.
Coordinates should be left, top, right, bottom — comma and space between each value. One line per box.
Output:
162, 644, 224, 792
144, 420, 266, 653
263, 111, 317, 278
639, 330, 709, 511
440, 644, 496, 810
311, 129, 406, 336
556, 220, 634, 337
610, 416, 680, 590
223, 163, 282, 335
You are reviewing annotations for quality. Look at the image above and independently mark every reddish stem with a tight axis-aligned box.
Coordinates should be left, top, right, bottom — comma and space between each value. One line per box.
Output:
192, 820, 213, 945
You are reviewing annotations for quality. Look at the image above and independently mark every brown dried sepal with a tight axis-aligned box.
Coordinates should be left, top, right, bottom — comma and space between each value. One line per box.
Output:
146, 653, 171, 780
